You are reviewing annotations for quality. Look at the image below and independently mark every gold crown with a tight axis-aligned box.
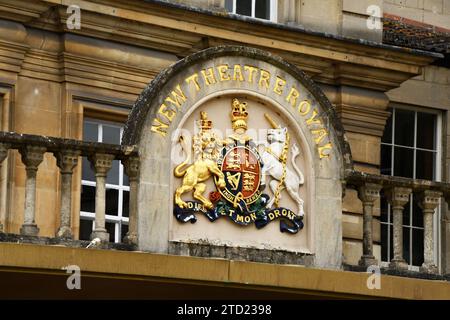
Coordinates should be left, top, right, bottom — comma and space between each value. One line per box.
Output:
197, 111, 212, 131
231, 98, 248, 131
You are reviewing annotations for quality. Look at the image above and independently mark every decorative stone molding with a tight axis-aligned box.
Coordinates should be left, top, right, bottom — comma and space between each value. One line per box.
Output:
122, 156, 139, 245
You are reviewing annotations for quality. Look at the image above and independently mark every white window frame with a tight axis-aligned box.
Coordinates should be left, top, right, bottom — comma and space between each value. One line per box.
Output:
379, 105, 442, 272
227, 0, 278, 22
80, 119, 130, 243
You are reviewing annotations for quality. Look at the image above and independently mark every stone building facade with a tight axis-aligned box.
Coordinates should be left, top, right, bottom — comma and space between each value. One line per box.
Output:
0, 0, 449, 298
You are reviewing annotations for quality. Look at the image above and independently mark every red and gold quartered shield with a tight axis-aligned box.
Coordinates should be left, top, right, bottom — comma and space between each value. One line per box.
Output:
216, 146, 262, 208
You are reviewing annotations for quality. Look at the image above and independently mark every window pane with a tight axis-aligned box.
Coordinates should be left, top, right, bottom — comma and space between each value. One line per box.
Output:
412, 194, 424, 228
402, 197, 411, 226
79, 219, 93, 241
236, 0, 252, 16
82, 157, 95, 182
381, 111, 393, 143
381, 222, 388, 262
389, 224, 393, 261
412, 228, 424, 266
102, 125, 121, 144
403, 227, 411, 264
255, 0, 270, 19
83, 122, 98, 142
415, 150, 435, 180
80, 185, 95, 212
122, 191, 129, 218
106, 160, 120, 185
225, 0, 233, 12
416, 112, 436, 150
380, 144, 392, 175
393, 146, 414, 178
394, 109, 414, 147
121, 223, 129, 242
106, 188, 119, 216
123, 172, 129, 187
105, 222, 116, 242
380, 191, 389, 223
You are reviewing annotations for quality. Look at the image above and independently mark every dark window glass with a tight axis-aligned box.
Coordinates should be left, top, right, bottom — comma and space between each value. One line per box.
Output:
381, 222, 388, 262
83, 122, 98, 142
123, 173, 129, 187
380, 191, 389, 223
122, 191, 129, 218
381, 111, 393, 143
380, 144, 392, 175
79, 219, 93, 240
105, 222, 116, 242
82, 157, 95, 182
121, 224, 129, 242
255, 0, 270, 19
393, 146, 414, 178
412, 228, 424, 266
403, 227, 411, 264
106, 160, 120, 185
394, 109, 414, 147
236, 0, 252, 16
389, 224, 393, 261
105, 188, 119, 215
416, 112, 436, 150
103, 125, 120, 144
412, 195, 424, 228
402, 198, 411, 226
416, 150, 435, 180
80, 185, 95, 212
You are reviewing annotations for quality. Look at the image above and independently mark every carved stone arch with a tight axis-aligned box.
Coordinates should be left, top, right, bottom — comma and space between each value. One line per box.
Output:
122, 46, 353, 269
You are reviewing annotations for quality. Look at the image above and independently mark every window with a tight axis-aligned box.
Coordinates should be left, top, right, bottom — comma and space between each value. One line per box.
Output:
79, 119, 129, 243
379, 107, 441, 270
225, 0, 277, 22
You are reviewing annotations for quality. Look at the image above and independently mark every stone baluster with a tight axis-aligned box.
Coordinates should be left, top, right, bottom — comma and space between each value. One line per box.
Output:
0, 143, 9, 232
358, 183, 382, 267
55, 150, 81, 239
122, 156, 139, 245
89, 153, 114, 242
19, 146, 46, 236
418, 190, 442, 274
386, 187, 411, 270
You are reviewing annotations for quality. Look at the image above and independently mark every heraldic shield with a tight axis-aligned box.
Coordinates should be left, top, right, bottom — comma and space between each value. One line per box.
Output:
173, 98, 304, 234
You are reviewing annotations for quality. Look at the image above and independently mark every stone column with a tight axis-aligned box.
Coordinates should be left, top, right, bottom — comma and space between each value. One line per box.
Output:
386, 187, 411, 270
89, 153, 114, 242
19, 146, 46, 236
122, 156, 139, 245
418, 190, 442, 274
55, 150, 80, 239
0, 143, 9, 233
358, 183, 382, 267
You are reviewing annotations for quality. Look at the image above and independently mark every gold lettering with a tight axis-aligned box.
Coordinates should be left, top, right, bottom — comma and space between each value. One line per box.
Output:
298, 100, 311, 115
244, 216, 251, 223
311, 128, 328, 144
273, 76, 286, 95
306, 109, 322, 126
274, 209, 280, 218
286, 87, 300, 108
250, 213, 256, 220
244, 65, 258, 83
233, 64, 245, 81
217, 64, 231, 81
318, 143, 332, 159
201, 68, 217, 85
157, 103, 176, 122
150, 118, 169, 137
236, 215, 244, 223
165, 85, 187, 109
185, 73, 201, 91
259, 69, 271, 89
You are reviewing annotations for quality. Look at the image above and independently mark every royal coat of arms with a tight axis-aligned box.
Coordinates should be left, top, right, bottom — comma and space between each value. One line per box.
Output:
173, 98, 304, 234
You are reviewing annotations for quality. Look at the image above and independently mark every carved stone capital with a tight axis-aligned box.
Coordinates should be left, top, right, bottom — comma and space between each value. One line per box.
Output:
55, 150, 81, 174
418, 190, 442, 212
122, 156, 139, 180
357, 183, 382, 204
19, 146, 46, 171
0, 143, 10, 163
385, 187, 411, 209
88, 153, 115, 176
